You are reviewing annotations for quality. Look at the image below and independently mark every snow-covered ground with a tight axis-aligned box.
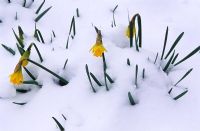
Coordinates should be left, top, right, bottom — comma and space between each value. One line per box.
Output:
0, 0, 199, 131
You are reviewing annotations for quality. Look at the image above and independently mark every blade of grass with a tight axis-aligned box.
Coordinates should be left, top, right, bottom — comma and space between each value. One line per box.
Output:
35, 6, 52, 22
28, 59, 69, 85
174, 46, 200, 66
1, 44, 15, 55
52, 117, 65, 131
165, 32, 184, 59
161, 26, 168, 60
174, 68, 193, 86
173, 90, 188, 100
90, 72, 102, 86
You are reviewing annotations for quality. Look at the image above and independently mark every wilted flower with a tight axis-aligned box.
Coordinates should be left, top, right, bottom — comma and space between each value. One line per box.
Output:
90, 30, 107, 57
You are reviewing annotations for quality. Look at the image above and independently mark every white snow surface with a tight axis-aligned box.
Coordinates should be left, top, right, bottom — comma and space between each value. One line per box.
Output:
0, 0, 199, 131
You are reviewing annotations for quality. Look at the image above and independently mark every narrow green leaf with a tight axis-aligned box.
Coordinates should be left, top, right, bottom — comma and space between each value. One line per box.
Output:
35, 0, 45, 14
15, 12, 18, 20
1, 44, 15, 55
35, 6, 52, 22
23, 67, 36, 80
163, 50, 175, 72
154, 52, 159, 64
52, 30, 56, 37
171, 53, 179, 64
16, 43, 25, 55
128, 92, 136, 105
127, 58, 130, 66
63, 59, 68, 69
174, 68, 193, 86
35, 29, 45, 43
76, 8, 79, 17
168, 88, 173, 94
52, 117, 65, 131
18, 26, 24, 40
90, 72, 102, 86
161, 26, 168, 60
28, 59, 69, 85
135, 64, 138, 86
165, 32, 184, 59
85, 64, 96, 93
174, 46, 200, 66
105, 73, 114, 84
13, 102, 27, 105
173, 90, 188, 100
142, 68, 145, 79
23, 80, 41, 86
32, 43, 43, 62
62, 114, 67, 121
23, 0, 26, 7
12, 29, 24, 48
16, 88, 31, 93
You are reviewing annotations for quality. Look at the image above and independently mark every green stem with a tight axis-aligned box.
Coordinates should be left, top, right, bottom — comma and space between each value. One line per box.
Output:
28, 59, 68, 85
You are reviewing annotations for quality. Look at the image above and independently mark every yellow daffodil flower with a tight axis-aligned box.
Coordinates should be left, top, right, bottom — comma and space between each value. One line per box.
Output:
90, 30, 107, 57
10, 61, 24, 85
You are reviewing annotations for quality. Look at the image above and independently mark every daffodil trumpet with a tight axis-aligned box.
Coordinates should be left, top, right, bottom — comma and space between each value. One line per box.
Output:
90, 30, 107, 57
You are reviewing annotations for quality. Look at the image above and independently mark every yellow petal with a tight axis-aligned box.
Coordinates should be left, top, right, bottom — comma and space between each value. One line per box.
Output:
10, 67, 23, 85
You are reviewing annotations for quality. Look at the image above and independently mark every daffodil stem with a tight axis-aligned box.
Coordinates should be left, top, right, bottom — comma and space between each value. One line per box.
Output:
102, 53, 109, 91
28, 59, 69, 85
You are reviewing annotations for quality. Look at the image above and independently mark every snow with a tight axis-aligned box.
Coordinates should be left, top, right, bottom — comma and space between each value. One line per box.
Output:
0, 0, 199, 131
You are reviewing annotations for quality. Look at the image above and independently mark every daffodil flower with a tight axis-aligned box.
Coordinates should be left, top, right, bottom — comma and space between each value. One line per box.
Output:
90, 30, 107, 57
10, 61, 24, 85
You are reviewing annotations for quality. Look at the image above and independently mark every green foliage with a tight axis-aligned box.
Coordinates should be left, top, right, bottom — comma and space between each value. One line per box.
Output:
85, 64, 96, 93
1, 44, 15, 55
35, 6, 52, 22
128, 92, 136, 105
52, 117, 65, 131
